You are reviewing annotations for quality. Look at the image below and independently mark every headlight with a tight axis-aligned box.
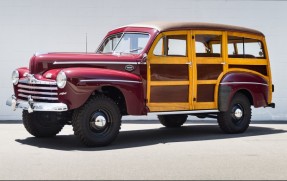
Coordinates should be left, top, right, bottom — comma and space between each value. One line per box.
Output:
56, 71, 67, 89
12, 70, 19, 85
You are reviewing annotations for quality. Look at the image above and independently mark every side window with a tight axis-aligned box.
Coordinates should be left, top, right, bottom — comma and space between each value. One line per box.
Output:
195, 34, 222, 57
228, 43, 236, 55
153, 35, 187, 56
167, 35, 187, 56
153, 38, 163, 56
228, 36, 265, 58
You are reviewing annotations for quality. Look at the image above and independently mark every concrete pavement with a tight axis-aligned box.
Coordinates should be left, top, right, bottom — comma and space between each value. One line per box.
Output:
0, 117, 287, 180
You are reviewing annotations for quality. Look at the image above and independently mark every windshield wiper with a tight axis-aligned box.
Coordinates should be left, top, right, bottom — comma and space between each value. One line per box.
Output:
112, 33, 125, 53
112, 47, 143, 55
129, 47, 143, 53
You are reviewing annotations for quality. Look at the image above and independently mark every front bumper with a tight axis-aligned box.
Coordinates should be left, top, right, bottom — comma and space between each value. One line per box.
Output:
6, 95, 68, 112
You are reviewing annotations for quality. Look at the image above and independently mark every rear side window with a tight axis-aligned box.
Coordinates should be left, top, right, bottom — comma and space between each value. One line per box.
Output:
154, 35, 187, 56
228, 36, 265, 58
195, 34, 222, 57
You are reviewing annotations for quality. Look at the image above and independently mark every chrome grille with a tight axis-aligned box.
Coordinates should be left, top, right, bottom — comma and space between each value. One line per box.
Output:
17, 82, 58, 103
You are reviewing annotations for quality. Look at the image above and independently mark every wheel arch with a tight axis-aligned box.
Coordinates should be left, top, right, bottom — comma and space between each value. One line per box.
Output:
235, 89, 253, 105
92, 83, 146, 115
217, 69, 269, 112
94, 86, 128, 115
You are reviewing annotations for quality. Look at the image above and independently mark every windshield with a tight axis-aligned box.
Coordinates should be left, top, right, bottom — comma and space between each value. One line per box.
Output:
97, 33, 150, 54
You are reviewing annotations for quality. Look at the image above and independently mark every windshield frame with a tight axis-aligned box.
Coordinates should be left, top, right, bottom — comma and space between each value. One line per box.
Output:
96, 32, 151, 55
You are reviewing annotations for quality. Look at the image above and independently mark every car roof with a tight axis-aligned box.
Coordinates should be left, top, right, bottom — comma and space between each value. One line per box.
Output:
124, 21, 264, 36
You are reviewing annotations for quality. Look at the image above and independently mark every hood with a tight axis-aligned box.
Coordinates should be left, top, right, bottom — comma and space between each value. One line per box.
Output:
29, 52, 144, 74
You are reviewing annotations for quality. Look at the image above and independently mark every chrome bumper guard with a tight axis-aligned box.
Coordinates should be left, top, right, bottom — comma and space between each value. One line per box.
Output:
6, 95, 68, 113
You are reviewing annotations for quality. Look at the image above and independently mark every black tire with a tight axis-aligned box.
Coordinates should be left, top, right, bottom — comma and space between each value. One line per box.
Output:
72, 95, 122, 147
23, 110, 65, 137
217, 93, 252, 133
158, 114, 187, 128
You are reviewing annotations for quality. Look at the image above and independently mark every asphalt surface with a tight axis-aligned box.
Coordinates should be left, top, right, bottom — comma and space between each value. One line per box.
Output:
0, 117, 287, 180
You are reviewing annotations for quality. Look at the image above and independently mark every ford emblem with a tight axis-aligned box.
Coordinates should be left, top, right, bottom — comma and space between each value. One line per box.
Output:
125, 65, 134, 72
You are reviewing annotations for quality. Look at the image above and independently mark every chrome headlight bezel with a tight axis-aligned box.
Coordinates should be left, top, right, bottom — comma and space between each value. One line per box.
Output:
56, 71, 67, 89
12, 70, 19, 85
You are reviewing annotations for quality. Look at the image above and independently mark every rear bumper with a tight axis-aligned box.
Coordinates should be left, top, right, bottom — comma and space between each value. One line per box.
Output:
6, 95, 68, 112
266, 103, 275, 108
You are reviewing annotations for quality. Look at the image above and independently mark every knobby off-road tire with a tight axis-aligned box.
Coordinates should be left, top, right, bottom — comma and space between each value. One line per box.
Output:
217, 93, 252, 133
72, 95, 122, 147
23, 110, 65, 137
158, 114, 188, 128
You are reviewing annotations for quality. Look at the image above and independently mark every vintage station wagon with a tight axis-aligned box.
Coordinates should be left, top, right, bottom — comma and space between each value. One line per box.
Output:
6, 22, 275, 146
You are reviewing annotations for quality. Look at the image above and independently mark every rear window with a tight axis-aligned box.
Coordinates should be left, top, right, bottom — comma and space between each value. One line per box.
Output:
228, 36, 265, 58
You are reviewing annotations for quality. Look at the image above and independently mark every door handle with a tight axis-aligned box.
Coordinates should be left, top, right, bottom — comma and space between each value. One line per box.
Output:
186, 62, 192, 67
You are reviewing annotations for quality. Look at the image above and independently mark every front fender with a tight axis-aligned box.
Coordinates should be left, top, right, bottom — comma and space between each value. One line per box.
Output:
46, 68, 145, 114
218, 71, 269, 111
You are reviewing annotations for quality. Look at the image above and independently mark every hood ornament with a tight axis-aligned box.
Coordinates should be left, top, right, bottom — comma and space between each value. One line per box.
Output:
26, 74, 37, 84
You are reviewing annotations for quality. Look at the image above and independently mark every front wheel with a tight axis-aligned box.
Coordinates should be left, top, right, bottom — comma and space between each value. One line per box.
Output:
23, 110, 65, 137
72, 95, 122, 147
217, 93, 252, 133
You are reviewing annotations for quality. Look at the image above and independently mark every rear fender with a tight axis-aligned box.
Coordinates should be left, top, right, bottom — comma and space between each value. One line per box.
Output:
218, 71, 269, 111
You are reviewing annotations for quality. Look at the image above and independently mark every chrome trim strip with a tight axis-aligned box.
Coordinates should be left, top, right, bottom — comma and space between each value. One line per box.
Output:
6, 97, 68, 112
80, 79, 142, 84
53, 61, 138, 65
19, 79, 57, 85
148, 110, 219, 116
220, 82, 268, 86
18, 89, 58, 96
18, 94, 58, 101
18, 84, 57, 90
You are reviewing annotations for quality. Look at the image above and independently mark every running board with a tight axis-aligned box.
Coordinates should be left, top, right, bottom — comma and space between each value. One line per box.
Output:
148, 110, 219, 116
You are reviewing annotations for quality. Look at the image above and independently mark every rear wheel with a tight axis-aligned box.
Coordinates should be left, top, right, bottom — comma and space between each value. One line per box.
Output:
158, 114, 187, 128
23, 110, 65, 137
217, 93, 252, 133
72, 95, 121, 147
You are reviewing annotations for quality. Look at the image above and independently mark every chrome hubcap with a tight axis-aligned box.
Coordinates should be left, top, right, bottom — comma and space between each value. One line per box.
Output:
90, 111, 109, 132
94, 115, 107, 128
231, 104, 244, 125
234, 108, 243, 119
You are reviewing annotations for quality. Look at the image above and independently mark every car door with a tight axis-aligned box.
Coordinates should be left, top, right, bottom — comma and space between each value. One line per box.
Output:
192, 30, 227, 110
146, 30, 193, 112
